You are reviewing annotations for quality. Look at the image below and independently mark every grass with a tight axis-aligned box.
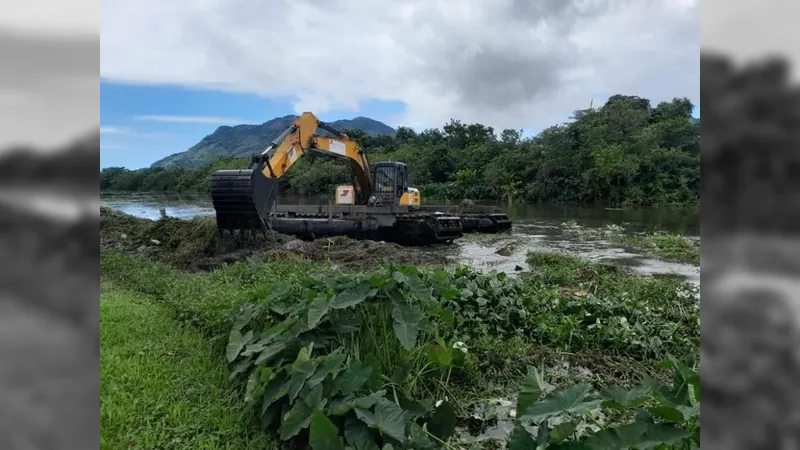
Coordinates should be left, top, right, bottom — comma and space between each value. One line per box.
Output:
99, 211, 700, 449
613, 233, 700, 265
100, 283, 275, 450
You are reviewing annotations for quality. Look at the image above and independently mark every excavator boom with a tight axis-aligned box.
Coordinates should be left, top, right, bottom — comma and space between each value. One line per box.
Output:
210, 112, 374, 232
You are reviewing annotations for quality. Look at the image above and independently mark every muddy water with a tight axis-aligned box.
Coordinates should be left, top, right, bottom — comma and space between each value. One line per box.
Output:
457, 222, 700, 285
100, 193, 700, 283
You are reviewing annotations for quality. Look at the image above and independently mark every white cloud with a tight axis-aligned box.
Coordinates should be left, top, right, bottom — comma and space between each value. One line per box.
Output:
100, 126, 125, 134
100, 125, 163, 138
0, 0, 97, 35
132, 115, 250, 125
702, 0, 800, 78
101, 0, 699, 131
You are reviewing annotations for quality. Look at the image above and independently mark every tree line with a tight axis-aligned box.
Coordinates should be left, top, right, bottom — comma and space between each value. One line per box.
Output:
100, 94, 699, 207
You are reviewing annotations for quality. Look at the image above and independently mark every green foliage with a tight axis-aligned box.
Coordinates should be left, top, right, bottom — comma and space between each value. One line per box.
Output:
100, 243, 700, 449
224, 265, 470, 449
508, 354, 700, 449
101, 94, 698, 207
214, 258, 697, 448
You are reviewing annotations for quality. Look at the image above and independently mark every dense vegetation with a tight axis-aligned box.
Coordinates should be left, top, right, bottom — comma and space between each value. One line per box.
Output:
150, 116, 397, 169
100, 209, 700, 448
101, 94, 699, 208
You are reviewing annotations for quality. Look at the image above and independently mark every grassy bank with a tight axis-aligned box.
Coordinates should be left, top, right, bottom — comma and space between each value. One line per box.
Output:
562, 221, 700, 265
100, 283, 274, 449
100, 210, 699, 448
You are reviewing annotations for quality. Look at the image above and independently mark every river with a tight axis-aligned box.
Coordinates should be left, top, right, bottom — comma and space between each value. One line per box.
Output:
100, 192, 700, 284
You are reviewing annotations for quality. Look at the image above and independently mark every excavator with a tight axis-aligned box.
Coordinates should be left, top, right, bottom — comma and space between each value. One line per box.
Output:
210, 112, 510, 245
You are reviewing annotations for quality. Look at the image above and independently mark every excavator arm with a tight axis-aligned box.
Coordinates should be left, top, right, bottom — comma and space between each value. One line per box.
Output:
257, 112, 373, 203
210, 112, 374, 232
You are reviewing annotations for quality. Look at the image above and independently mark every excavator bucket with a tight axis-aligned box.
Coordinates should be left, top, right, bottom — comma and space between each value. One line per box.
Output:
210, 168, 279, 233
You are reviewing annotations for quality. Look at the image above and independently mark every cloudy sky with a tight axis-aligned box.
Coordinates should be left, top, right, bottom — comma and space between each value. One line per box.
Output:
100, 0, 699, 169
0, 0, 98, 151
702, 0, 800, 72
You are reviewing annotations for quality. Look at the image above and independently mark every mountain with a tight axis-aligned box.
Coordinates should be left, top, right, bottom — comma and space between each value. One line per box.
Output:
150, 115, 397, 169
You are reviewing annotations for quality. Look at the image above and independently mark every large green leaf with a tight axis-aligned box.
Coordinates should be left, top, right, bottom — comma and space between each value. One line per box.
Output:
354, 398, 407, 442
392, 271, 408, 284
405, 275, 432, 302
507, 424, 536, 450
329, 312, 362, 334
520, 383, 603, 423
426, 343, 452, 368
391, 303, 423, 350
280, 385, 326, 440
516, 366, 548, 415
331, 283, 373, 309
648, 406, 688, 423
226, 330, 246, 362
261, 371, 289, 419
600, 384, 652, 409
383, 284, 407, 305
287, 359, 322, 404
550, 421, 578, 443
584, 422, 690, 449
254, 341, 287, 365
337, 362, 374, 396
244, 370, 260, 404
329, 390, 387, 416
308, 294, 333, 329
228, 356, 255, 381
307, 350, 347, 389
233, 305, 254, 330
344, 416, 380, 450
309, 410, 345, 450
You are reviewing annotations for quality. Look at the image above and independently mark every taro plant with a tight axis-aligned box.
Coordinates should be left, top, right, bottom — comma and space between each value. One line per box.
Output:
224, 265, 470, 449
507, 353, 700, 449
423, 266, 533, 339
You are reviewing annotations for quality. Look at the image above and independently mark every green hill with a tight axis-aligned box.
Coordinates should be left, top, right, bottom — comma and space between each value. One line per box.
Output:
150, 115, 396, 169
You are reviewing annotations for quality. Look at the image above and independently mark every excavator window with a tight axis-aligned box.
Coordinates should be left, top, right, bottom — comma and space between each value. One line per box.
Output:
396, 165, 405, 198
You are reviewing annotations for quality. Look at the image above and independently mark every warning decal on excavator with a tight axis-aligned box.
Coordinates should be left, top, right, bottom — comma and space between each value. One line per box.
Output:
329, 139, 347, 156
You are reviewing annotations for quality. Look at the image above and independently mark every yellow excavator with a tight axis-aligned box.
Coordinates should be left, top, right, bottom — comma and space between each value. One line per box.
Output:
210, 112, 426, 233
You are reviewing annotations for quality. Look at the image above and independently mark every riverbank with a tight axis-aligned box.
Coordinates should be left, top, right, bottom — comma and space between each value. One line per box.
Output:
100, 209, 700, 449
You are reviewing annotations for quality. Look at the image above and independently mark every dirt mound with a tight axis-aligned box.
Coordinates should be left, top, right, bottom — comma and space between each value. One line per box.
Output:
100, 208, 449, 270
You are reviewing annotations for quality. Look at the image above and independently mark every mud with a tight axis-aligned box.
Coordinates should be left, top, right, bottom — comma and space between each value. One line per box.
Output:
456, 225, 700, 285
100, 207, 450, 271
101, 193, 701, 282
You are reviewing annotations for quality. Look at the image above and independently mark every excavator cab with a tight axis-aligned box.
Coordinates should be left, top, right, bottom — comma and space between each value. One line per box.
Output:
370, 161, 418, 206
